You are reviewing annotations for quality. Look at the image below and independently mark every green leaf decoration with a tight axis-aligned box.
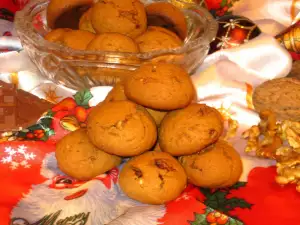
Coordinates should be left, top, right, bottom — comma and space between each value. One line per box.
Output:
38, 110, 54, 128
200, 182, 252, 216
73, 89, 93, 108
189, 212, 209, 225
230, 182, 247, 190
27, 124, 43, 132
45, 129, 55, 137
221, 0, 228, 8
225, 198, 252, 211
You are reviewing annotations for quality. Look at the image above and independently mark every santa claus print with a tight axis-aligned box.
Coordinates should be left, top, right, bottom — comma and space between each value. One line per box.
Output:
10, 153, 166, 225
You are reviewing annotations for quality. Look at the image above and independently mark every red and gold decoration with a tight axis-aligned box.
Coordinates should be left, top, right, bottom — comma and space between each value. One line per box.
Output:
276, 20, 300, 60
209, 15, 261, 54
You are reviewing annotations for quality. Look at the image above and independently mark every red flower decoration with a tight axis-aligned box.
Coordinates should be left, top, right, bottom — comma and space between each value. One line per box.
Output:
227, 166, 300, 225
48, 98, 91, 143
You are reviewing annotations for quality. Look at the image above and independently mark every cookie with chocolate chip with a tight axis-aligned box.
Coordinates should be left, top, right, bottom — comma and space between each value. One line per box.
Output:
91, 0, 147, 38
179, 140, 243, 188
135, 26, 182, 52
104, 82, 167, 126
56, 128, 122, 180
119, 151, 187, 204
159, 103, 224, 156
87, 100, 157, 156
124, 63, 195, 110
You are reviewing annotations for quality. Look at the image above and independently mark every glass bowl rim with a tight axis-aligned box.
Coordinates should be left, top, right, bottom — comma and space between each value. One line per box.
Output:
14, 0, 218, 59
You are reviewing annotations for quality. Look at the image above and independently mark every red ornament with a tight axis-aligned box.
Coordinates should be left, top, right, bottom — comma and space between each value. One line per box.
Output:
209, 15, 261, 54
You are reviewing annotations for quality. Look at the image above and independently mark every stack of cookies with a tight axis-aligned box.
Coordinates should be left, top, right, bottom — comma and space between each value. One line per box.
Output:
55, 62, 243, 205
45, 0, 186, 53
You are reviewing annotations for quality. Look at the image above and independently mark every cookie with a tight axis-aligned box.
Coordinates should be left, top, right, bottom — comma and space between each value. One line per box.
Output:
87, 100, 157, 156
252, 78, 300, 121
104, 82, 167, 125
91, 0, 147, 38
79, 7, 95, 33
47, 0, 93, 29
119, 151, 187, 204
44, 28, 72, 43
56, 129, 122, 180
146, 2, 187, 40
179, 140, 243, 188
124, 63, 195, 110
87, 33, 139, 53
159, 103, 224, 156
62, 30, 96, 50
135, 26, 182, 52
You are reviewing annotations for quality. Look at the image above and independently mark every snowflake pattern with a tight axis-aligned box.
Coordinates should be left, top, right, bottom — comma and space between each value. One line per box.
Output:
216, 36, 231, 48
223, 19, 239, 29
1, 145, 36, 170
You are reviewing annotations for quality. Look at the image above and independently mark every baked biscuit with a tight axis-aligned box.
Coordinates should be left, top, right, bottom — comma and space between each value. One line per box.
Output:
91, 0, 147, 38
87, 100, 157, 156
119, 151, 187, 204
135, 26, 182, 52
56, 128, 122, 180
146, 2, 187, 40
104, 82, 167, 125
179, 140, 243, 188
253, 78, 300, 121
159, 103, 224, 156
124, 63, 195, 110
79, 8, 96, 33
87, 33, 139, 53
44, 28, 72, 43
62, 30, 95, 50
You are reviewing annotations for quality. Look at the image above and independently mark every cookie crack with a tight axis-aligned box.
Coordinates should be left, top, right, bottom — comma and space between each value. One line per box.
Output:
158, 173, 165, 189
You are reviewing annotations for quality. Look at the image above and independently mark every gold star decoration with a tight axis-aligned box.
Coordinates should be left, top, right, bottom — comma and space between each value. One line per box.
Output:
43, 86, 62, 104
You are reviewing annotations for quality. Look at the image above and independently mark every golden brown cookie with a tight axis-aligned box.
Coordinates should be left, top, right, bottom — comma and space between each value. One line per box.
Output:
119, 151, 187, 204
179, 140, 243, 188
104, 82, 166, 125
62, 30, 96, 50
124, 63, 195, 110
44, 28, 72, 43
47, 0, 93, 29
79, 7, 96, 33
91, 0, 147, 38
87, 100, 157, 156
87, 33, 139, 53
253, 78, 300, 121
56, 128, 122, 180
135, 26, 182, 52
159, 103, 224, 156
146, 2, 187, 40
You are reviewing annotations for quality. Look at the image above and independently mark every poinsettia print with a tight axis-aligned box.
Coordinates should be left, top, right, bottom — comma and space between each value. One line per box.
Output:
16, 89, 93, 144
227, 166, 300, 225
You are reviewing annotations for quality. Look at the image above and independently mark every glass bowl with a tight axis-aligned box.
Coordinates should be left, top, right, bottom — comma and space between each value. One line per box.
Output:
15, 0, 217, 90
